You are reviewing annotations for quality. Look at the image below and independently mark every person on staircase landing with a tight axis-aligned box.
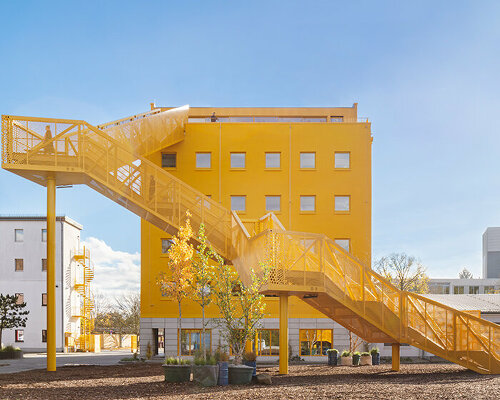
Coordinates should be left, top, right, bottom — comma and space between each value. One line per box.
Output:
210, 112, 218, 122
44, 125, 55, 154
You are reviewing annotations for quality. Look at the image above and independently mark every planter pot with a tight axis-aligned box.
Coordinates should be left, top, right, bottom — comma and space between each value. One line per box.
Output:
162, 364, 191, 382
352, 354, 361, 366
217, 361, 229, 386
360, 355, 372, 366
371, 353, 380, 365
340, 356, 352, 366
0, 351, 23, 360
193, 365, 219, 387
243, 360, 257, 377
228, 365, 253, 385
327, 352, 338, 366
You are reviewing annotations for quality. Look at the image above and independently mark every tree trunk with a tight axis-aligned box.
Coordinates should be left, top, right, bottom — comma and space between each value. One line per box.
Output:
0, 328, 3, 349
178, 300, 182, 356
202, 303, 206, 360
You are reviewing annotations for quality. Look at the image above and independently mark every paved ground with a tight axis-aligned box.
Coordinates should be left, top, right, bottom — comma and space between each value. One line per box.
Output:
0, 349, 132, 374
0, 363, 498, 399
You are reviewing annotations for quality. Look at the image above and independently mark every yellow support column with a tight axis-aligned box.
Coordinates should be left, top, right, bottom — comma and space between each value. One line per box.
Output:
279, 293, 289, 374
47, 177, 56, 371
392, 343, 400, 372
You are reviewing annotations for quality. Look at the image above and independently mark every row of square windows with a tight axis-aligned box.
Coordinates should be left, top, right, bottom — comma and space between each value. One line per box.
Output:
12, 258, 47, 271
13, 329, 47, 343
226, 195, 351, 213
12, 229, 47, 243
13, 293, 47, 306
162, 152, 351, 169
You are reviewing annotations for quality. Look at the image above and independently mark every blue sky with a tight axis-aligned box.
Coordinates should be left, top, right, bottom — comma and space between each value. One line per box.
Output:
1, 0, 500, 280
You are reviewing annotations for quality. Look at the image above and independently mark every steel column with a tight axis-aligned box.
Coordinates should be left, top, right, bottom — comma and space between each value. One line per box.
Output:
279, 293, 289, 374
391, 343, 400, 372
47, 177, 56, 371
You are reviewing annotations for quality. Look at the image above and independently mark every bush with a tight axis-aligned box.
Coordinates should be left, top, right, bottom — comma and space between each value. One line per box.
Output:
327, 348, 338, 354
341, 350, 352, 357
353, 351, 361, 356
370, 347, 379, 355
361, 352, 370, 356
215, 346, 229, 362
0, 346, 21, 352
165, 357, 191, 365
242, 351, 257, 362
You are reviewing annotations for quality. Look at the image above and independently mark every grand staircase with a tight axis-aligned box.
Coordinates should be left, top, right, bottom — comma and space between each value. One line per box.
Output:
2, 109, 499, 374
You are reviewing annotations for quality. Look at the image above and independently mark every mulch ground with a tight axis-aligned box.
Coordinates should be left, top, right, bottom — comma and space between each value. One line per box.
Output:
0, 363, 498, 399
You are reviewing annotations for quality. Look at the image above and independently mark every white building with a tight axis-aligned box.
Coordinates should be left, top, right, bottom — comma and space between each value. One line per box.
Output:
483, 227, 500, 279
0, 216, 87, 352
428, 278, 500, 295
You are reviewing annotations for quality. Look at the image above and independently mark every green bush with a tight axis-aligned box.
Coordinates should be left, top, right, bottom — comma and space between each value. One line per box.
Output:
0, 346, 21, 352
361, 352, 370, 356
327, 348, 338, 354
165, 357, 191, 365
341, 350, 352, 357
370, 347, 379, 355
353, 351, 361, 356
215, 346, 229, 362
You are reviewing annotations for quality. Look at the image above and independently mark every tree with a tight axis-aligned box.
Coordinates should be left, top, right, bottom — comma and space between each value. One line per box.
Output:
348, 331, 364, 353
375, 253, 429, 293
0, 294, 29, 347
114, 292, 140, 336
157, 212, 194, 351
459, 268, 474, 279
191, 224, 215, 359
211, 252, 269, 364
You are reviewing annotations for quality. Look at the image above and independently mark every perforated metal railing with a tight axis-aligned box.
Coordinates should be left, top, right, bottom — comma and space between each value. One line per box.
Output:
2, 112, 499, 373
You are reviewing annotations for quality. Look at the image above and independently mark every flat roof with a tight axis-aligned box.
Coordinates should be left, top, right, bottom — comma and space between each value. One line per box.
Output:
0, 215, 83, 230
422, 294, 500, 314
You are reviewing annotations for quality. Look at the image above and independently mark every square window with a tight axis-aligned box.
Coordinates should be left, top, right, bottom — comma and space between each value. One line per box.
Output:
196, 153, 211, 168
484, 286, 495, 294
15, 259, 24, 271
300, 152, 315, 169
15, 229, 24, 242
180, 329, 211, 356
300, 329, 333, 356
300, 196, 315, 212
230, 153, 246, 168
15, 293, 24, 305
231, 196, 246, 212
42, 330, 47, 343
335, 239, 350, 252
41, 229, 47, 242
265, 196, 281, 212
42, 258, 47, 271
453, 286, 464, 294
335, 196, 350, 212
162, 153, 177, 168
265, 153, 281, 169
15, 330, 24, 342
42, 293, 47, 306
335, 152, 350, 168
330, 116, 344, 122
469, 286, 479, 294
161, 239, 174, 254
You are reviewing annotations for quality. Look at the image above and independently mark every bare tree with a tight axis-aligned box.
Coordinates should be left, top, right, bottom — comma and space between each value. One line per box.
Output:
375, 253, 429, 293
114, 292, 140, 336
459, 268, 474, 279
348, 331, 364, 353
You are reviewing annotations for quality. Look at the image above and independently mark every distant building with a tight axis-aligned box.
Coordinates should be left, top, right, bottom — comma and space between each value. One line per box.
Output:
0, 216, 92, 352
483, 227, 500, 278
428, 278, 500, 295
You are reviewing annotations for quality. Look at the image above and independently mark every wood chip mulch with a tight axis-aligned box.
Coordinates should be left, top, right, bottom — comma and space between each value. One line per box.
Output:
0, 363, 498, 399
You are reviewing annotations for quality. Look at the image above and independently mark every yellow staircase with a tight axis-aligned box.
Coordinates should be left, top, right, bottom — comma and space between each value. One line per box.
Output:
72, 246, 95, 351
1, 109, 499, 373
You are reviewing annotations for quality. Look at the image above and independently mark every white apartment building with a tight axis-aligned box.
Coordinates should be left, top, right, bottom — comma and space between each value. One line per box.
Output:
428, 278, 500, 295
483, 227, 500, 279
0, 216, 86, 352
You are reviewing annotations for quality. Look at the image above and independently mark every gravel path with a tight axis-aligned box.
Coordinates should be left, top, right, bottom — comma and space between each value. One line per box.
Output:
0, 363, 498, 399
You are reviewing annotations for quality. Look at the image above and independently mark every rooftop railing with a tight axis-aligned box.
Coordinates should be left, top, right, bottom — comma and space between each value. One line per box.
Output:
188, 116, 369, 123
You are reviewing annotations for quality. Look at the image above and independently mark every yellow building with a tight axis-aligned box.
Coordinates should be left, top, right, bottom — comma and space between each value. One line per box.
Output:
140, 104, 372, 359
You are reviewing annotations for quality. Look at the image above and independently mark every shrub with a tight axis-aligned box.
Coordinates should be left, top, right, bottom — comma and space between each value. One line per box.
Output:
0, 346, 21, 352
341, 350, 352, 357
215, 346, 229, 362
361, 352, 370, 356
370, 347, 379, 355
165, 357, 190, 365
327, 348, 338, 354
242, 351, 257, 362
146, 342, 153, 360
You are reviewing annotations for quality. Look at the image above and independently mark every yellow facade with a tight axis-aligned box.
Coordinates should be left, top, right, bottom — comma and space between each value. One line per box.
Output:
141, 104, 372, 320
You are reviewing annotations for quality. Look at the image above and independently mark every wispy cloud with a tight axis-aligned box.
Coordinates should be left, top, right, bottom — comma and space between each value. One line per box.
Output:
82, 237, 140, 299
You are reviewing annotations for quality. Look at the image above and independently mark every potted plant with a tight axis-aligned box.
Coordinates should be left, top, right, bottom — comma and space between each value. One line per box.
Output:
340, 350, 352, 366
215, 347, 229, 386
352, 351, 361, 366
370, 347, 380, 365
228, 364, 254, 385
193, 353, 219, 387
0, 345, 23, 360
243, 351, 257, 377
162, 357, 191, 382
360, 352, 372, 366
327, 348, 338, 366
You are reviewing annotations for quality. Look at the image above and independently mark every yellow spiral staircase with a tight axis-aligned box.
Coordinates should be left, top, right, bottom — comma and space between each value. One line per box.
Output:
1, 108, 498, 374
